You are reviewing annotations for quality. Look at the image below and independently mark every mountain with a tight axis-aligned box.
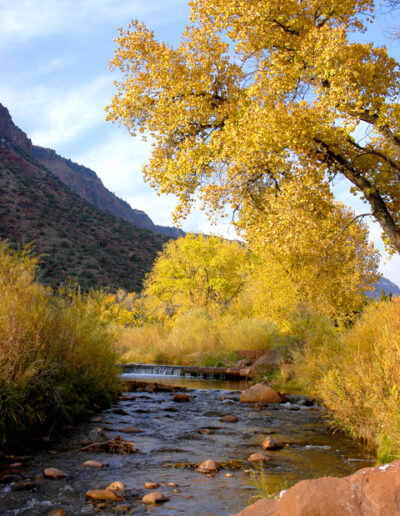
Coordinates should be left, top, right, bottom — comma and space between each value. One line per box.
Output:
368, 277, 400, 300
0, 103, 169, 291
31, 145, 184, 238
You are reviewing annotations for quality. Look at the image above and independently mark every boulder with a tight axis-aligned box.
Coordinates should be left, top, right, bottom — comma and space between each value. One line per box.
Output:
248, 350, 281, 377
106, 481, 125, 496
231, 460, 400, 516
142, 491, 169, 504
240, 384, 286, 404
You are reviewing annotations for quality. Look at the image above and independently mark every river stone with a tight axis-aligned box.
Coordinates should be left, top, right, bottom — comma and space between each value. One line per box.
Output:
173, 393, 190, 402
199, 428, 214, 435
120, 426, 143, 433
142, 491, 169, 504
0, 474, 22, 484
82, 460, 105, 469
196, 459, 220, 473
262, 437, 284, 450
85, 489, 124, 501
220, 414, 239, 422
143, 481, 160, 489
248, 453, 271, 463
240, 384, 286, 404
44, 468, 67, 479
50, 510, 67, 516
11, 480, 36, 491
166, 482, 178, 487
106, 481, 125, 495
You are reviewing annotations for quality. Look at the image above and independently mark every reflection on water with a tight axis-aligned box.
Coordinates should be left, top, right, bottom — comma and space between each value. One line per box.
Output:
122, 373, 250, 391
0, 375, 373, 516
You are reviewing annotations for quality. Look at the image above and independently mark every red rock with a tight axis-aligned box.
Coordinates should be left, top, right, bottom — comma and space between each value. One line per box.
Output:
44, 468, 67, 479
166, 482, 178, 487
173, 393, 190, 402
220, 415, 239, 422
142, 491, 169, 504
199, 428, 214, 435
261, 437, 284, 450
240, 384, 286, 404
50, 510, 67, 516
232, 498, 279, 516
232, 460, 400, 516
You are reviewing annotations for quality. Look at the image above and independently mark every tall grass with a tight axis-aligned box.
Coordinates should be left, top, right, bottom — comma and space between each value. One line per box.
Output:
286, 301, 400, 461
0, 242, 121, 446
118, 309, 284, 366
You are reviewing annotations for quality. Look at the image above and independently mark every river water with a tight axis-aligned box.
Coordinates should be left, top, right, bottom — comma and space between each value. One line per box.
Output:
0, 374, 373, 515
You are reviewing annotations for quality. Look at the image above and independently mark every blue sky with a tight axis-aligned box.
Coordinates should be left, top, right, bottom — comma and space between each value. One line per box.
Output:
1, 0, 399, 285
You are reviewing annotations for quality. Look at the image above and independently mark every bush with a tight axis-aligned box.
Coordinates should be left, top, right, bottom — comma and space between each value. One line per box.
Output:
0, 242, 121, 446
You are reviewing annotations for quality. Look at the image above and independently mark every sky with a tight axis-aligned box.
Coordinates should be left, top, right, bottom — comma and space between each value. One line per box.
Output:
0, 0, 399, 285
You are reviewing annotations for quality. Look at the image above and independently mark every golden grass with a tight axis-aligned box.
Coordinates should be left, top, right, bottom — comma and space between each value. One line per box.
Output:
117, 309, 283, 366
0, 242, 121, 445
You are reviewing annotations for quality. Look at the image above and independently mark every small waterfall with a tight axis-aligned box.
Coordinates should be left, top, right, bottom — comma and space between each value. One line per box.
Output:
121, 363, 249, 380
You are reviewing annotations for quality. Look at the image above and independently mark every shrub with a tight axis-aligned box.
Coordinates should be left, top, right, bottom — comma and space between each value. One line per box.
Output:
0, 242, 121, 446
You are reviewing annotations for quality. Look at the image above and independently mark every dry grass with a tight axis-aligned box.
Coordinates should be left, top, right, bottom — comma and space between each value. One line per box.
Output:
117, 310, 284, 366
0, 242, 121, 446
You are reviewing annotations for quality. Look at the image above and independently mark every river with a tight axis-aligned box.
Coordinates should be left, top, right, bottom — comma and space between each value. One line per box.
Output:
0, 372, 373, 515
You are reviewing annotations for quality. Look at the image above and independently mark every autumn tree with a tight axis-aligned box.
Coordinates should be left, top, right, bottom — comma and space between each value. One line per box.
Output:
238, 170, 380, 323
107, 0, 400, 254
143, 234, 248, 319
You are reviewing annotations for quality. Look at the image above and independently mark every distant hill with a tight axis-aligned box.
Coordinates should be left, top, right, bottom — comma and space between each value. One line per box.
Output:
0, 103, 169, 291
31, 145, 184, 238
368, 277, 400, 300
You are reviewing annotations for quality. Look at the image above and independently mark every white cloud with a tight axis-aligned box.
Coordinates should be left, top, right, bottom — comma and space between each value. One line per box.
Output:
0, 75, 112, 148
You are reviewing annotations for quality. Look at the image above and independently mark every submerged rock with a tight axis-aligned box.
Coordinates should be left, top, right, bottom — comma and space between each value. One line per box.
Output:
220, 414, 239, 422
248, 453, 270, 463
173, 393, 190, 402
261, 437, 284, 450
143, 481, 160, 489
85, 488, 124, 501
82, 460, 106, 469
142, 491, 169, 504
196, 459, 220, 474
44, 468, 67, 479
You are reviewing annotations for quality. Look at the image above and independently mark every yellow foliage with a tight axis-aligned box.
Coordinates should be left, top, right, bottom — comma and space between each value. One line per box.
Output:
107, 0, 400, 254
143, 233, 248, 319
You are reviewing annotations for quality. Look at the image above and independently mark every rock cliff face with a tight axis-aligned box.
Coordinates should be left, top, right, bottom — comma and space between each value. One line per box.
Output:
0, 104, 32, 157
0, 103, 169, 291
32, 145, 156, 231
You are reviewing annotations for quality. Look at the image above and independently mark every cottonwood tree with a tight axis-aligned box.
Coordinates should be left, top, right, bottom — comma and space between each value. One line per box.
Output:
238, 170, 380, 322
107, 0, 400, 254
143, 234, 248, 319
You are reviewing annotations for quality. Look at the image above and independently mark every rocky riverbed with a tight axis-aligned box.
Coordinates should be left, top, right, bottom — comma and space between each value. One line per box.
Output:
0, 376, 373, 515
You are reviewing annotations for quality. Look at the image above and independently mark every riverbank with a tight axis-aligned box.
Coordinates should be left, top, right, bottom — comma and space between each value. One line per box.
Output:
0, 243, 121, 448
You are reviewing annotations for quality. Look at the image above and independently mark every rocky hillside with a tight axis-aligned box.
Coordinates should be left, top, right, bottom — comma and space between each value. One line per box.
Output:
369, 276, 400, 299
0, 103, 168, 291
31, 145, 184, 238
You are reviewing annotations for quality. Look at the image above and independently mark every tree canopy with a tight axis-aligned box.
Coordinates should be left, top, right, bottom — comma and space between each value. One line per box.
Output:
107, 0, 400, 254
143, 234, 248, 318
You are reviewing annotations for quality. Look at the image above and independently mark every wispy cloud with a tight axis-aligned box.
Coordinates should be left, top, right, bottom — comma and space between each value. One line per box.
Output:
0, 0, 188, 44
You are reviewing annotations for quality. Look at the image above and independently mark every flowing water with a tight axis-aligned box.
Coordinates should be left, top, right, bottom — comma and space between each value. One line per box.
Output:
0, 373, 373, 515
